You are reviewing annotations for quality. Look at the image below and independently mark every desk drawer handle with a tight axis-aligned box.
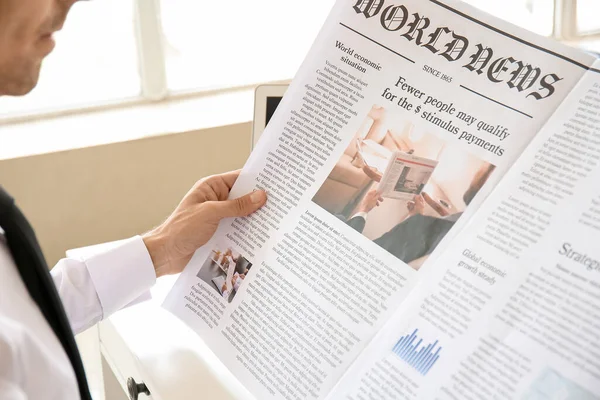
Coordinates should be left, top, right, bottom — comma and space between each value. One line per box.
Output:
127, 377, 150, 400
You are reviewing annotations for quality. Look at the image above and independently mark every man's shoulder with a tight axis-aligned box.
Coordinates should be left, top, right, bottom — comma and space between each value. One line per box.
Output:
406, 213, 451, 224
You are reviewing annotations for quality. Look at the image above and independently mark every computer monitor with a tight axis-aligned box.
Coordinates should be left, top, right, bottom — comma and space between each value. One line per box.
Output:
252, 84, 288, 149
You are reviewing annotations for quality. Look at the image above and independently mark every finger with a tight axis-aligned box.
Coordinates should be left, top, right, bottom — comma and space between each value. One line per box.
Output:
211, 190, 267, 219
220, 170, 242, 189
207, 177, 234, 201
203, 170, 242, 201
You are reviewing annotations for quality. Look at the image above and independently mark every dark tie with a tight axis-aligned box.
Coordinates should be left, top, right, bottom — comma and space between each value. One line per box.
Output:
0, 187, 91, 400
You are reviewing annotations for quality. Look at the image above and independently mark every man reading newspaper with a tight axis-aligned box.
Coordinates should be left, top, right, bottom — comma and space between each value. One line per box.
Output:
343, 163, 495, 264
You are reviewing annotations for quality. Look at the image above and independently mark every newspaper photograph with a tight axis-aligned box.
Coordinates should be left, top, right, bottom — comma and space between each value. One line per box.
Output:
312, 104, 495, 268
195, 241, 252, 304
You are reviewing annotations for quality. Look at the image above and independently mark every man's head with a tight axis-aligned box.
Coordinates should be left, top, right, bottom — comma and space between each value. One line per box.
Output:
463, 163, 495, 206
0, 0, 77, 96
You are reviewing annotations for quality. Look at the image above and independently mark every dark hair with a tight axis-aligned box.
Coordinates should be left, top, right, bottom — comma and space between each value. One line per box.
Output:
463, 164, 495, 206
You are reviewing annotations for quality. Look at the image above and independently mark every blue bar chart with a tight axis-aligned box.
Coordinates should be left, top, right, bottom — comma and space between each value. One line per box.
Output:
392, 329, 442, 375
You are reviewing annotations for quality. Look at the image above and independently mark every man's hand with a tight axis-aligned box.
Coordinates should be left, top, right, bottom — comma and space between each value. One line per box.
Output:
362, 165, 383, 182
356, 189, 384, 214
407, 194, 425, 216
422, 192, 450, 217
142, 170, 267, 278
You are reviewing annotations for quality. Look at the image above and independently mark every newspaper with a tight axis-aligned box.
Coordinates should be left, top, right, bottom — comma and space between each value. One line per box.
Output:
378, 150, 438, 200
163, 0, 600, 398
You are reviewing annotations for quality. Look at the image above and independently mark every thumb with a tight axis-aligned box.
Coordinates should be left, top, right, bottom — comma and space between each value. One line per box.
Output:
212, 190, 267, 219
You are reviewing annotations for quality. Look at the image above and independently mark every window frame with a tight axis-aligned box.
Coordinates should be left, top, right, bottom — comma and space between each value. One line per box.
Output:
0, 0, 598, 126
558, 0, 600, 40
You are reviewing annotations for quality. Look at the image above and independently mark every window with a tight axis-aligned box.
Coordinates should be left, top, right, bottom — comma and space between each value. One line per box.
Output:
463, 0, 554, 37
576, 0, 600, 35
161, 0, 335, 92
0, 0, 598, 122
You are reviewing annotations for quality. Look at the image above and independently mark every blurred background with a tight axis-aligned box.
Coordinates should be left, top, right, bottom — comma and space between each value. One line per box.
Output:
0, 0, 598, 267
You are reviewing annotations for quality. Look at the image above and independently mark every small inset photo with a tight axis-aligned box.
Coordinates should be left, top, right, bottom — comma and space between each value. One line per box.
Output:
197, 243, 252, 303
312, 104, 496, 271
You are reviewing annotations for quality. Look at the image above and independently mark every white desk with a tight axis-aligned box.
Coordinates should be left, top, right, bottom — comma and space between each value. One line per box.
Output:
68, 243, 253, 400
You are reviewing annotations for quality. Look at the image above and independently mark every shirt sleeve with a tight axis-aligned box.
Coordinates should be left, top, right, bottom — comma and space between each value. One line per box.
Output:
0, 378, 27, 400
346, 212, 368, 233
50, 236, 156, 335
349, 211, 369, 221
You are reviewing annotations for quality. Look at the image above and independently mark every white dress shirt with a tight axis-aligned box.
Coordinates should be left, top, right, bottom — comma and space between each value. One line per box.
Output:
0, 234, 156, 400
350, 211, 369, 221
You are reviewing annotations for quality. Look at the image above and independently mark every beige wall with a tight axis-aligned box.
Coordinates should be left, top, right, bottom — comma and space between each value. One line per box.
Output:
0, 122, 252, 266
